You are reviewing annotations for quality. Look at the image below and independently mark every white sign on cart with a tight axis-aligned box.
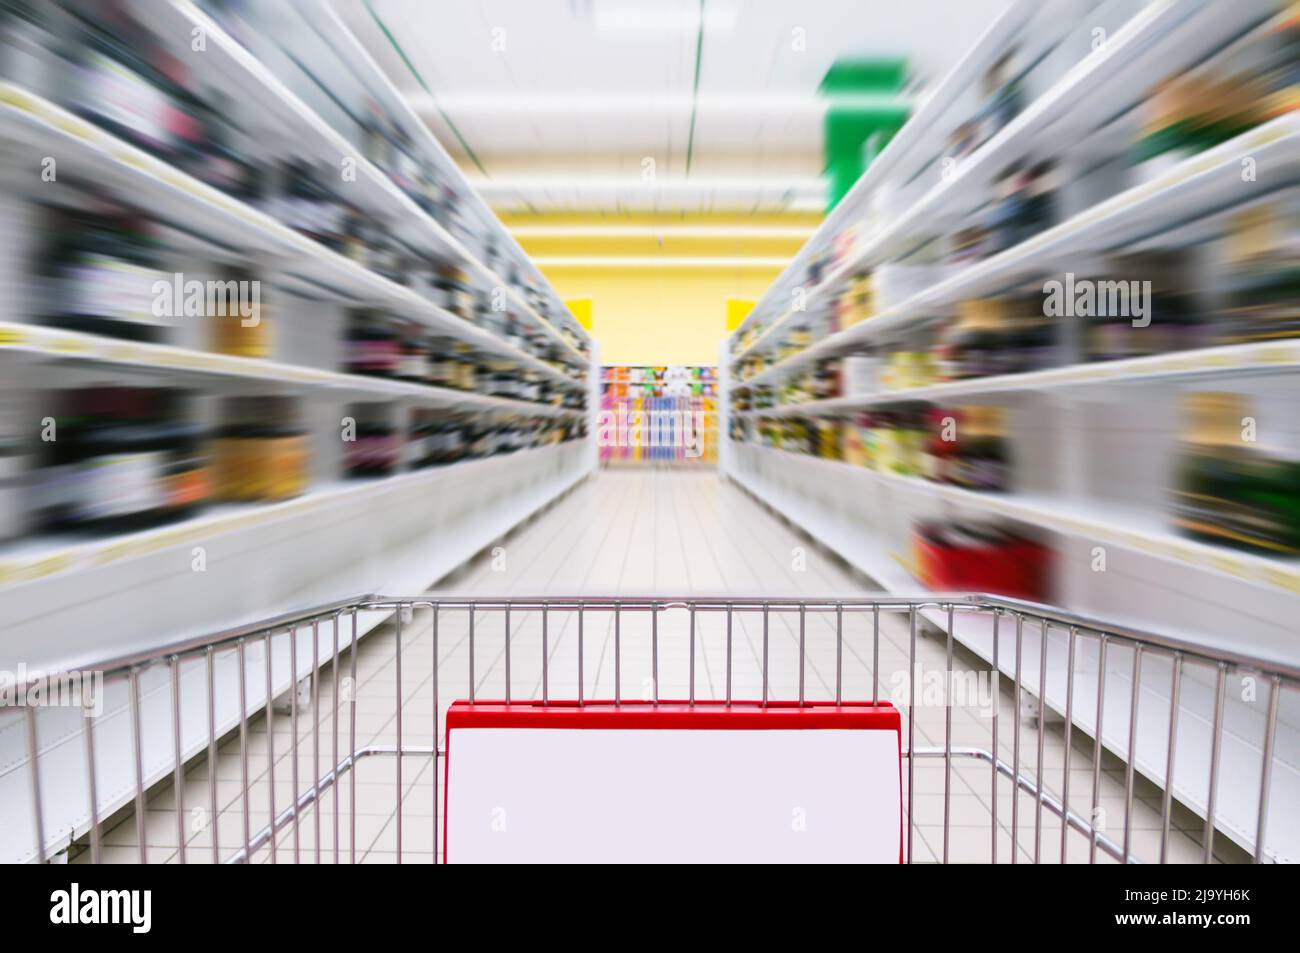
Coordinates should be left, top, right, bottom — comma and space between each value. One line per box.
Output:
443, 701, 902, 863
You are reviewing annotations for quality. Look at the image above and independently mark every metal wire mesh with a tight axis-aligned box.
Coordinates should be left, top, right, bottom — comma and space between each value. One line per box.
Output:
6, 594, 1296, 864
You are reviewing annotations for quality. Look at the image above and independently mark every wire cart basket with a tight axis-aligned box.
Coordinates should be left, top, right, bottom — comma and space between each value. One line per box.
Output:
4, 594, 1296, 864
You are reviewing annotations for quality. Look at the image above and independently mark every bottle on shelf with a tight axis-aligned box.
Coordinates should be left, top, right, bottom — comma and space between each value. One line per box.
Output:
61, 1, 184, 161
36, 386, 210, 532
1216, 203, 1300, 345
210, 264, 270, 359
344, 408, 400, 478
395, 326, 431, 383
1172, 391, 1300, 555
211, 396, 308, 502
344, 310, 401, 378
1084, 253, 1204, 362
42, 204, 169, 343
985, 160, 1058, 255
948, 404, 1011, 492
1132, 12, 1296, 183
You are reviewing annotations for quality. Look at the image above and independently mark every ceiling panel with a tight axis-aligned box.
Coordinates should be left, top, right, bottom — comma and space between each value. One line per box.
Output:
333, 0, 1012, 209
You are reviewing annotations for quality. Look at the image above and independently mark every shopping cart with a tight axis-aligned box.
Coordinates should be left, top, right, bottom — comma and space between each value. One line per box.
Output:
5, 594, 1297, 863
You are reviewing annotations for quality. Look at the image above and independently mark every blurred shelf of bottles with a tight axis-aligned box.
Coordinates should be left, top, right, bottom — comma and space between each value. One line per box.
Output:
600, 366, 718, 466
725, 0, 1300, 583
1, 384, 585, 546
733, 199, 1300, 414
0, 0, 590, 363
732, 184, 1300, 392
734, 378, 1300, 560
0, 0, 595, 564
730, 0, 1299, 378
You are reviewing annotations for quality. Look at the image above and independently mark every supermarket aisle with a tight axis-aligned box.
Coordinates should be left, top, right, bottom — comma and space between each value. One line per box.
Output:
87, 470, 1233, 864
445, 467, 868, 596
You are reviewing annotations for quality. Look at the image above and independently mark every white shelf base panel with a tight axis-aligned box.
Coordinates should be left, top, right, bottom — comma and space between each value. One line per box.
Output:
724, 442, 1299, 863
0, 442, 593, 864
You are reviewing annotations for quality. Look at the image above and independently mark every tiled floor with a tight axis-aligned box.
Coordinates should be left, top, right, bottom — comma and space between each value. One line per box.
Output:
77, 469, 1245, 864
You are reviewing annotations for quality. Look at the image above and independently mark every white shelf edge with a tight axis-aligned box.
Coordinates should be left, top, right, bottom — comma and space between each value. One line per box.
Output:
0, 322, 583, 418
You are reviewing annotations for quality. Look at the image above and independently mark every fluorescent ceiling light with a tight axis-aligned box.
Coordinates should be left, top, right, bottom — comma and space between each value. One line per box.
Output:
470, 175, 825, 193
592, 2, 737, 33
409, 92, 907, 116
532, 256, 790, 268
509, 225, 817, 239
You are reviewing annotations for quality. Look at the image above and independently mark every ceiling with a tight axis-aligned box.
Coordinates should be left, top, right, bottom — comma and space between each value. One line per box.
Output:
332, 0, 1012, 214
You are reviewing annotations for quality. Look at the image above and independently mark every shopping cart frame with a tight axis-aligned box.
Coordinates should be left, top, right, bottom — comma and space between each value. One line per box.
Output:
8, 593, 1298, 864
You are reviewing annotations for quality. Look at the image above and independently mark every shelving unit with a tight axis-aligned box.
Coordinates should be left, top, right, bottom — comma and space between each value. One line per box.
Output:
721, 0, 1300, 862
0, 2, 595, 641
731, 0, 1290, 371
0, 0, 597, 863
0, 84, 587, 392
256, 0, 589, 359
132, 0, 589, 367
734, 117, 1299, 393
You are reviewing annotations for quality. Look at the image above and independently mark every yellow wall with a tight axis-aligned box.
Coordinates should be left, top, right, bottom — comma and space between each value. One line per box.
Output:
544, 265, 782, 365
504, 214, 818, 366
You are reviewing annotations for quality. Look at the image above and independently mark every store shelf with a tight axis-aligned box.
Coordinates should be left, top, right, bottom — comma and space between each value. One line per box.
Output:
137, 0, 587, 368
0, 441, 593, 863
734, 114, 1300, 391
726, 442, 1299, 862
730, 452, 919, 594
0, 82, 586, 392
742, 340, 1300, 417
0, 322, 583, 418
731, 0, 1286, 371
735, 443, 1300, 601
270, 0, 588, 359
0, 442, 588, 597
720, 0, 1300, 864
727, 0, 1040, 345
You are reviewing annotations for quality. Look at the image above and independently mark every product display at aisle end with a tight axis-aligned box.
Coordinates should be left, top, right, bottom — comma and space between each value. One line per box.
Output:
600, 365, 718, 465
1, 0, 1299, 875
